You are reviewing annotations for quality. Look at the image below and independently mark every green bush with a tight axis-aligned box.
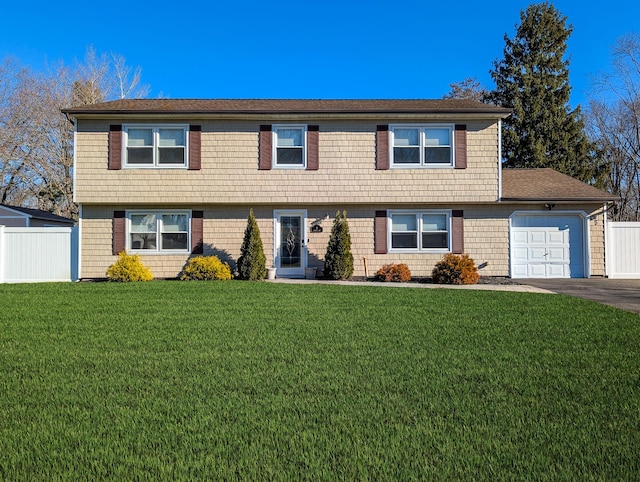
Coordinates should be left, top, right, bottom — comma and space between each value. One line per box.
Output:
431, 253, 479, 285
237, 209, 267, 280
375, 263, 412, 282
180, 256, 232, 281
106, 252, 154, 282
323, 211, 354, 280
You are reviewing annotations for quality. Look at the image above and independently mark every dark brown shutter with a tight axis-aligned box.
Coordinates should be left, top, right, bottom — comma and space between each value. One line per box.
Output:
451, 210, 464, 254
454, 125, 467, 169
191, 211, 204, 254
109, 125, 122, 170
189, 125, 201, 170
259, 125, 272, 170
376, 125, 389, 170
113, 211, 126, 255
307, 125, 319, 170
374, 210, 388, 254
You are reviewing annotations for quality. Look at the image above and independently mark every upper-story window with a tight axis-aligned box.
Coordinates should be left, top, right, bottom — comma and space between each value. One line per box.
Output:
124, 125, 188, 168
273, 125, 306, 168
391, 125, 454, 167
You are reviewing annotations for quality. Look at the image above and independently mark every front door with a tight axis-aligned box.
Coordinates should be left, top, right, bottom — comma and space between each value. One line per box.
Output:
274, 210, 307, 277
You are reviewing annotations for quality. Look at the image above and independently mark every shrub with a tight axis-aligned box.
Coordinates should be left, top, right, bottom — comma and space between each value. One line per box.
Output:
237, 209, 267, 280
374, 263, 412, 282
106, 252, 153, 282
323, 211, 354, 280
180, 256, 232, 281
431, 253, 479, 285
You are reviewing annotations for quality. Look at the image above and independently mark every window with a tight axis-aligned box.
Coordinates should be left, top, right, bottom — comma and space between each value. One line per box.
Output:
389, 211, 450, 251
274, 125, 306, 168
124, 125, 188, 167
128, 211, 190, 252
391, 125, 453, 167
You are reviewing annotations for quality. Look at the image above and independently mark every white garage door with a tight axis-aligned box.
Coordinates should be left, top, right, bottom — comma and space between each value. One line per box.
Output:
511, 214, 586, 278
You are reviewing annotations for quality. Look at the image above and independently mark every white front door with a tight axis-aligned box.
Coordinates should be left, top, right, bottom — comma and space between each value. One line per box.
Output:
274, 210, 307, 278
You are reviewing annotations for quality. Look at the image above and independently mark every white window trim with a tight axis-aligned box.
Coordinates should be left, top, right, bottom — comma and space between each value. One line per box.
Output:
123, 124, 189, 169
389, 124, 455, 168
388, 210, 452, 253
126, 209, 191, 254
272, 124, 307, 169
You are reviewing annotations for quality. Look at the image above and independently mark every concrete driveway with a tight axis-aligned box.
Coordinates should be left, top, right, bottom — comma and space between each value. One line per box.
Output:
522, 278, 640, 314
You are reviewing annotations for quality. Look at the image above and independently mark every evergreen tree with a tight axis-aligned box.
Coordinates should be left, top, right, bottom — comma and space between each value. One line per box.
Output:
237, 209, 267, 280
323, 211, 354, 280
488, 2, 603, 183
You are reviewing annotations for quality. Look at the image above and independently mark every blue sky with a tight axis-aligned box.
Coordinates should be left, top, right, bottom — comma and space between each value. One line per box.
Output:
1, 0, 638, 108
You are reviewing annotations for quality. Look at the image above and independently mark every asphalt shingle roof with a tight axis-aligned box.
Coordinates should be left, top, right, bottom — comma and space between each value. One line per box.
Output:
501, 168, 619, 202
63, 98, 512, 116
1, 205, 75, 224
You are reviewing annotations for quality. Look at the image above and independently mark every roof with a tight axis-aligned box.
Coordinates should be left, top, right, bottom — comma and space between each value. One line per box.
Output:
501, 169, 619, 202
0, 204, 75, 224
63, 98, 511, 117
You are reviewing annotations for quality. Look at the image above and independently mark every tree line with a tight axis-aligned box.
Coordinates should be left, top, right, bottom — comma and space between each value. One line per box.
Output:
0, 48, 148, 219
445, 2, 639, 221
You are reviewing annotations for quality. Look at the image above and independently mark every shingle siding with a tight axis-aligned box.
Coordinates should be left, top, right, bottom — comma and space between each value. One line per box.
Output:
74, 120, 500, 205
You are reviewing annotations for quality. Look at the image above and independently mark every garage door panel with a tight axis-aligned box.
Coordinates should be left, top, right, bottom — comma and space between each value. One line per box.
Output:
529, 247, 548, 262
528, 264, 547, 277
513, 231, 528, 244
513, 247, 528, 262
529, 231, 547, 244
548, 230, 567, 244
547, 247, 567, 262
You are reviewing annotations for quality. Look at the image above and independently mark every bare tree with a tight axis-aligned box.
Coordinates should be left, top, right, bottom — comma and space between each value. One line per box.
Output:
0, 48, 150, 219
443, 77, 490, 103
587, 34, 640, 221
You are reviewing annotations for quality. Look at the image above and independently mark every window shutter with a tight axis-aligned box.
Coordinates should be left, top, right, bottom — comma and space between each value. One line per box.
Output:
454, 125, 467, 169
376, 125, 389, 170
191, 210, 204, 254
451, 210, 464, 254
189, 125, 201, 170
109, 125, 122, 170
113, 211, 126, 255
307, 125, 319, 170
374, 210, 388, 254
259, 125, 272, 170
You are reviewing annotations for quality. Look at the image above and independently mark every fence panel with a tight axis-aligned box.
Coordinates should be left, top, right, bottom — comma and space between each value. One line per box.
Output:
607, 222, 640, 279
0, 226, 78, 283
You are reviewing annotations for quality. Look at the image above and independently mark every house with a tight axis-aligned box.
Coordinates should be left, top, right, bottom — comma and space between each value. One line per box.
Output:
62, 99, 618, 280
0, 204, 75, 227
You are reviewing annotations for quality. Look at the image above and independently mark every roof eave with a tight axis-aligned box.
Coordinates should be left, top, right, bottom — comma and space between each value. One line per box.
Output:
501, 197, 620, 203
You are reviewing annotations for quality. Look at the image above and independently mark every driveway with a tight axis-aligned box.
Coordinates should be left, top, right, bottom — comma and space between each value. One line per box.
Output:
522, 278, 640, 314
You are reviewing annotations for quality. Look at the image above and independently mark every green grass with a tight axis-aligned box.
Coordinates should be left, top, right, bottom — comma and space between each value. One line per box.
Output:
0, 281, 638, 480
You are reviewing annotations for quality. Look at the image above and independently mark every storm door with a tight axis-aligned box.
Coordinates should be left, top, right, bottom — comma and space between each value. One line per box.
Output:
274, 210, 307, 277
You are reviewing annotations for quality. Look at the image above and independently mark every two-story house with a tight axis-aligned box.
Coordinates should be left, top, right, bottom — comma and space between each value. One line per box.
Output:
63, 99, 617, 280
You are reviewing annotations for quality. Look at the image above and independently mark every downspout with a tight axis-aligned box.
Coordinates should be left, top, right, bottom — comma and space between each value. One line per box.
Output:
77, 204, 82, 281
498, 119, 503, 201
603, 203, 609, 278
71, 116, 77, 204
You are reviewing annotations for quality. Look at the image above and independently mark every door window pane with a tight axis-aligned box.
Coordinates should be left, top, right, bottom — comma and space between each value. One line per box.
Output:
280, 216, 301, 268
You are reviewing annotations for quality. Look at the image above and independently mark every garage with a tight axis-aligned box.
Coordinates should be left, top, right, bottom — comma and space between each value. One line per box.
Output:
510, 213, 587, 278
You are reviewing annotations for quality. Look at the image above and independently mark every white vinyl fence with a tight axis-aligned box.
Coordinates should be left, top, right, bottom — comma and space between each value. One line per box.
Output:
607, 222, 640, 279
0, 226, 79, 283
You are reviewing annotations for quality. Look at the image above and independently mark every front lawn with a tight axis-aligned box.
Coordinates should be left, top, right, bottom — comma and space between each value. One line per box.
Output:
0, 282, 638, 480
